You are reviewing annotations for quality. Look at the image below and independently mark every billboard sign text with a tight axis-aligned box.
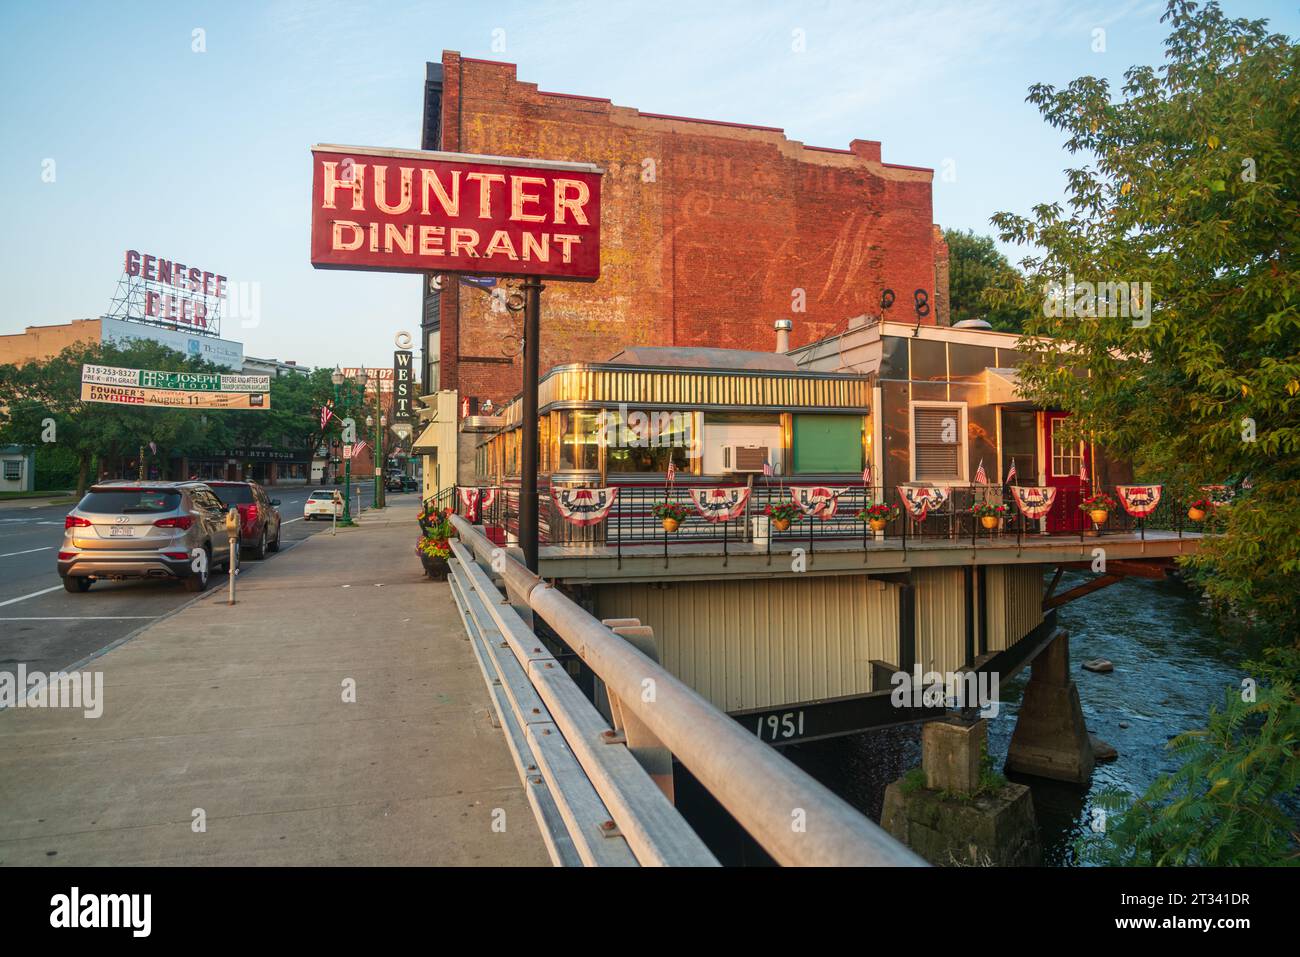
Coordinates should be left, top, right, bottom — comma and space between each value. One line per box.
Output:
310, 145, 602, 281
81, 365, 270, 409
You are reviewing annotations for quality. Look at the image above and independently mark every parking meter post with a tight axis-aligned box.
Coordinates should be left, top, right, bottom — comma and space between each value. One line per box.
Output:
224, 507, 240, 606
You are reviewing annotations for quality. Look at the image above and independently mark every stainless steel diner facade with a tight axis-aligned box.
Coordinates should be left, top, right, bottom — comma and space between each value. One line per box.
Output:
474, 345, 873, 489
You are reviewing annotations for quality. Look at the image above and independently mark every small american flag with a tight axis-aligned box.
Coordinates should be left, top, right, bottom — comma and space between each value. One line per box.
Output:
320, 402, 334, 430
1079, 461, 1089, 484
974, 459, 988, 485
353, 439, 369, 458
1006, 458, 1017, 484
667, 461, 677, 483
862, 465, 871, 486
762, 462, 773, 478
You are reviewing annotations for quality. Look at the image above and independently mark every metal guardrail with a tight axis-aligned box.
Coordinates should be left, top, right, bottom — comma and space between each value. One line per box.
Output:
449, 513, 925, 867
448, 536, 717, 866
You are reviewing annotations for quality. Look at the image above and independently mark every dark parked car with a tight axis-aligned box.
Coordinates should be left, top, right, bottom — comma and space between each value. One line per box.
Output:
206, 481, 283, 559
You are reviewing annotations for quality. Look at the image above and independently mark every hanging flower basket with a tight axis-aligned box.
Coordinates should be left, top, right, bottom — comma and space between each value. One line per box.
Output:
765, 502, 802, 532
1078, 491, 1116, 527
1187, 498, 1212, 522
855, 503, 898, 533
652, 501, 690, 532
971, 501, 1008, 529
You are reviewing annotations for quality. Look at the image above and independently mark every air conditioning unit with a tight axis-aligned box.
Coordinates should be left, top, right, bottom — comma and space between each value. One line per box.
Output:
723, 445, 770, 473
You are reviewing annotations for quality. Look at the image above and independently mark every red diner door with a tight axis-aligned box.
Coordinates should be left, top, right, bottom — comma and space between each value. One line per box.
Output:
1041, 411, 1090, 532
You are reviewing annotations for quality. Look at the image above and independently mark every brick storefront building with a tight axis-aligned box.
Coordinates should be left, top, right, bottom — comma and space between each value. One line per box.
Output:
420, 53, 950, 412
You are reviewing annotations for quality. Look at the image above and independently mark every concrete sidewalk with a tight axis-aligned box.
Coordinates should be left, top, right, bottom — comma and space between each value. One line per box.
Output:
0, 501, 549, 866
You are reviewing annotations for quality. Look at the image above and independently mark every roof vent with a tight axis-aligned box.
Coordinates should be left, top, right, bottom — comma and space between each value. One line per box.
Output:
952, 319, 993, 330
774, 319, 793, 353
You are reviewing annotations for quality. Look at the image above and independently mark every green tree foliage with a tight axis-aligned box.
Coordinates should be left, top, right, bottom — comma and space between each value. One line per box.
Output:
0, 342, 331, 495
989, 1, 1299, 618
943, 229, 1037, 332
0, 340, 217, 495
1080, 646, 1300, 866
989, 0, 1298, 865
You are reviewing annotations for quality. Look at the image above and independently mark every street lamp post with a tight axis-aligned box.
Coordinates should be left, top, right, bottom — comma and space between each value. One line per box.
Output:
366, 410, 387, 509
331, 365, 367, 527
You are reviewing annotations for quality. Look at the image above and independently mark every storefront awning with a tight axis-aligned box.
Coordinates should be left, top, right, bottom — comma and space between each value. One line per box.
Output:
985, 367, 1035, 408
412, 422, 440, 454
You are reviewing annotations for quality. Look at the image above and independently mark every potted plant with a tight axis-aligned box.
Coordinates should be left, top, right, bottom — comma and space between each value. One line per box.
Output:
971, 501, 1008, 530
416, 507, 455, 579
765, 501, 803, 532
416, 535, 451, 580
417, 500, 443, 535
1078, 490, 1117, 526
1187, 498, 1212, 522
652, 501, 691, 532
855, 502, 899, 532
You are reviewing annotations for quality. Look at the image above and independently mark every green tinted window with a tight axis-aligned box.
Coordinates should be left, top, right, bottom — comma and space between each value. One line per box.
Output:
792, 415, 862, 473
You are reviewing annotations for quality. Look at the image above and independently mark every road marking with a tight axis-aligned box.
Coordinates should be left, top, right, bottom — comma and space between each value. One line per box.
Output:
0, 616, 160, 621
0, 546, 52, 558
0, 584, 63, 608
282, 517, 304, 525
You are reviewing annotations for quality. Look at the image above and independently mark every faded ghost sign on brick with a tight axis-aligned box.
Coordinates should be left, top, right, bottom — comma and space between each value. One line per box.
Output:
310, 145, 603, 281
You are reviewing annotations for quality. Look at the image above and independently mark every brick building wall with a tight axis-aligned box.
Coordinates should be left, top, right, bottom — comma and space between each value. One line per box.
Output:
436, 52, 946, 408
0, 319, 102, 366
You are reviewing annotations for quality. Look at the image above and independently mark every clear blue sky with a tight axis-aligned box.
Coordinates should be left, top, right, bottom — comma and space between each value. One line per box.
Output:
2, 0, 1295, 370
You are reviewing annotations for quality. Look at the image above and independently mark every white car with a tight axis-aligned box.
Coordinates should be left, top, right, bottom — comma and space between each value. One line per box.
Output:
303, 489, 344, 521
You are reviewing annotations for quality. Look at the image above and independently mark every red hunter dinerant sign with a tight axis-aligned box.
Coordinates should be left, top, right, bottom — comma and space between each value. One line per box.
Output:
309, 145, 602, 281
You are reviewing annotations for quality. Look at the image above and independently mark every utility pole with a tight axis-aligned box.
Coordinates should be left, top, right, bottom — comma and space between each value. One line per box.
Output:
519, 276, 543, 573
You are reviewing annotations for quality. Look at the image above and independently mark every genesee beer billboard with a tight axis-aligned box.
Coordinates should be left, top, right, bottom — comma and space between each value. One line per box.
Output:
122, 249, 227, 330
309, 145, 602, 281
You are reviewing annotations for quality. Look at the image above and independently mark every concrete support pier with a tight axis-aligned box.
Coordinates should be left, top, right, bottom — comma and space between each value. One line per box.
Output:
1004, 630, 1096, 785
881, 716, 1040, 866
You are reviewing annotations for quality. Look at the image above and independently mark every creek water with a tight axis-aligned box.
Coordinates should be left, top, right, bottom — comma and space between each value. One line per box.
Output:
676, 572, 1250, 866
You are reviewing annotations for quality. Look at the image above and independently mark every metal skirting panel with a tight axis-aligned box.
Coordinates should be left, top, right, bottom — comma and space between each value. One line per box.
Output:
594, 575, 899, 712
985, 564, 1046, 652
912, 567, 966, 675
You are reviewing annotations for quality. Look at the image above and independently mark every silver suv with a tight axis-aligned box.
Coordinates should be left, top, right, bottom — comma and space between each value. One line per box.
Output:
57, 482, 234, 593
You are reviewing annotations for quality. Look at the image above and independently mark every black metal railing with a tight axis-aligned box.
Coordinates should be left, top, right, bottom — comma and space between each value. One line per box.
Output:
447, 480, 1214, 558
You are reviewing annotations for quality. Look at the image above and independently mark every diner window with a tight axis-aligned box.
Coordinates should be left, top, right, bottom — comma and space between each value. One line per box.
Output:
1050, 419, 1082, 477
558, 410, 601, 471
507, 431, 520, 475
792, 414, 862, 473
602, 408, 692, 474
911, 403, 966, 482
3, 459, 21, 482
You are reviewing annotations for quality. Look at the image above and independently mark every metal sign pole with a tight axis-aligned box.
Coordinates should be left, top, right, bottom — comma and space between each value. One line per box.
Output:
519, 276, 543, 573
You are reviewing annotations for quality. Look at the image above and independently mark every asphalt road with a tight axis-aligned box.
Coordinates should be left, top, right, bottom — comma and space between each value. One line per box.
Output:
0, 479, 410, 685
